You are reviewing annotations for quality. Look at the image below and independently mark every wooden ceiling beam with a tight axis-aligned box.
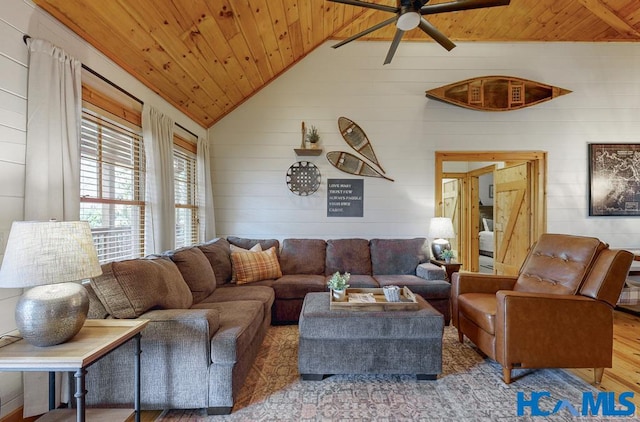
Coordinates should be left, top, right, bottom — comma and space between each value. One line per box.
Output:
577, 0, 640, 38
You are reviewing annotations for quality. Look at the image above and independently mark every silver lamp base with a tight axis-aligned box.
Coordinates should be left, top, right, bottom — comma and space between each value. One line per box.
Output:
431, 239, 451, 260
16, 282, 89, 347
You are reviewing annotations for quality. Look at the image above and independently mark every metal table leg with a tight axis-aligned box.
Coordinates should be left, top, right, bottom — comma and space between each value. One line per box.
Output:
74, 368, 87, 422
134, 333, 142, 422
48, 372, 55, 411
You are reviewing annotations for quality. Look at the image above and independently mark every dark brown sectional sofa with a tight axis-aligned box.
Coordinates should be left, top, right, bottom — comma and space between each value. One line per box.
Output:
82, 236, 450, 414
215, 236, 452, 324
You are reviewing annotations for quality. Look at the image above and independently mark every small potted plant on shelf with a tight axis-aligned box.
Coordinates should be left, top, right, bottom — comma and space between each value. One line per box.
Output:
306, 125, 320, 148
327, 271, 350, 301
440, 249, 454, 264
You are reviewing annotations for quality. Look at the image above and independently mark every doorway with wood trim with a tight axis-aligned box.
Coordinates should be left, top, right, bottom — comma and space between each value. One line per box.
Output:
435, 151, 547, 275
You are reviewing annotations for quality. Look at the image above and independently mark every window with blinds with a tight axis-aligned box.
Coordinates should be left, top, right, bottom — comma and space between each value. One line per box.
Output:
174, 142, 198, 248
80, 110, 145, 263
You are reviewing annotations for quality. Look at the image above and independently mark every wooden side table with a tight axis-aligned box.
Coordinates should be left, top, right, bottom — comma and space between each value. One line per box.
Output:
430, 258, 462, 282
0, 319, 148, 422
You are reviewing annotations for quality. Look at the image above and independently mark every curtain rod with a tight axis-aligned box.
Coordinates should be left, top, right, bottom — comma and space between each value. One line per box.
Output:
23, 34, 200, 139
23, 34, 142, 104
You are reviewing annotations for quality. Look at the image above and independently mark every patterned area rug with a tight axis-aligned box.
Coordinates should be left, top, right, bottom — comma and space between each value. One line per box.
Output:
158, 325, 624, 421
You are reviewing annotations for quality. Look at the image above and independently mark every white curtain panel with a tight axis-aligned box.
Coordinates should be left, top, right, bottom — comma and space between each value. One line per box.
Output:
142, 105, 175, 254
197, 136, 216, 241
24, 38, 81, 221
23, 38, 82, 417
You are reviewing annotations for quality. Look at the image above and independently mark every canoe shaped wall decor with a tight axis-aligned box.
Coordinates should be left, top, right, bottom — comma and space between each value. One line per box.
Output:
425, 75, 571, 111
326, 151, 394, 182
337, 116, 385, 174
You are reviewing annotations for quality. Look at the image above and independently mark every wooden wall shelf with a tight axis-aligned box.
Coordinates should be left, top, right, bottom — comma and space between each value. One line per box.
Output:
295, 148, 322, 156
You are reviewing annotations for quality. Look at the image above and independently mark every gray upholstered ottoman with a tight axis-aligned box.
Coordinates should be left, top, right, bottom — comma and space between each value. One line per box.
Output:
298, 292, 444, 380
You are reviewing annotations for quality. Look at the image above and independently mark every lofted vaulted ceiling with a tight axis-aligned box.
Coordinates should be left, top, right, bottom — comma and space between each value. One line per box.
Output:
33, 0, 640, 128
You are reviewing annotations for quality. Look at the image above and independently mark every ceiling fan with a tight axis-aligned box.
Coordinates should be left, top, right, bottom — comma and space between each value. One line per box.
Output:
328, 0, 511, 64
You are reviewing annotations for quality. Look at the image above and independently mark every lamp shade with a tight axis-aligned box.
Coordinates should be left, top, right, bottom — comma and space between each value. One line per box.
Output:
428, 217, 455, 240
0, 220, 102, 288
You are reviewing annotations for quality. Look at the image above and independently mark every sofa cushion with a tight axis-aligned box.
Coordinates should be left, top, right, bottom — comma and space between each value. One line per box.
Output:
370, 238, 430, 275
458, 293, 497, 335
375, 275, 451, 300
280, 239, 326, 275
231, 246, 283, 284
337, 274, 378, 288
83, 281, 110, 319
91, 257, 193, 319
192, 300, 265, 364
198, 238, 232, 285
272, 275, 327, 300
166, 246, 217, 303
325, 238, 372, 275
227, 236, 280, 258
200, 285, 275, 320
514, 233, 605, 295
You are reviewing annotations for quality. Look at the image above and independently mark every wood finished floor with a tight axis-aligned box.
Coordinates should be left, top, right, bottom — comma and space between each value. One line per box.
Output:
569, 309, 640, 407
129, 309, 640, 421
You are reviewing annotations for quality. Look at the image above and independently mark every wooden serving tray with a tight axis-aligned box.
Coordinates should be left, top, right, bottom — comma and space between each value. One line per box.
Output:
329, 287, 419, 311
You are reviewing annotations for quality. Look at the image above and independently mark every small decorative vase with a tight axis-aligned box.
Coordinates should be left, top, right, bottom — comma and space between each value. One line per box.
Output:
444, 257, 451, 264
332, 289, 346, 302
383, 285, 401, 302
309, 142, 319, 149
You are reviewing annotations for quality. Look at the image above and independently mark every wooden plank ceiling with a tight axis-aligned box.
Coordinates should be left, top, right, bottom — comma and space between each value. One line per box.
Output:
33, 0, 640, 128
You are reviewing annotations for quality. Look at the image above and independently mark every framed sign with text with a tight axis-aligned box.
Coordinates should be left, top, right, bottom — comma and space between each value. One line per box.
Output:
327, 179, 363, 217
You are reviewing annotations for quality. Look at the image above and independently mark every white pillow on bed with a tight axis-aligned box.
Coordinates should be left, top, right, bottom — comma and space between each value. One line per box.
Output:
482, 218, 494, 232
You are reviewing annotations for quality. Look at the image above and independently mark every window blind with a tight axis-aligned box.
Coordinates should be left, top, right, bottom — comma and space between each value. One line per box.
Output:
174, 145, 198, 248
80, 111, 146, 263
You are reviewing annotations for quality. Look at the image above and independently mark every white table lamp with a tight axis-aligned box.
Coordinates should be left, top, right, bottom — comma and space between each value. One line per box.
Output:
428, 217, 455, 259
0, 220, 102, 347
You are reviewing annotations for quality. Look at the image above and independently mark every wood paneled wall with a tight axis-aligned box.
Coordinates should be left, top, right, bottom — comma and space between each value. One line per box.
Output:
209, 41, 640, 248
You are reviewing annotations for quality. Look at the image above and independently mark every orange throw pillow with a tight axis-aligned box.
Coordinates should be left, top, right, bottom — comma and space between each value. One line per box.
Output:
230, 246, 282, 284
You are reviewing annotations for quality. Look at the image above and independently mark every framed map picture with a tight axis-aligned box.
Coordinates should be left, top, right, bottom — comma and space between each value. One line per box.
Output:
589, 143, 640, 216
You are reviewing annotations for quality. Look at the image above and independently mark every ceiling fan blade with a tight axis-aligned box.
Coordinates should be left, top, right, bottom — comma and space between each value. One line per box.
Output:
384, 28, 405, 65
420, 0, 510, 15
327, 0, 399, 14
418, 18, 456, 51
332, 16, 398, 49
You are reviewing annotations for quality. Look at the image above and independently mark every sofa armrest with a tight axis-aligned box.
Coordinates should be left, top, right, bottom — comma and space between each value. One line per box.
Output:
450, 273, 518, 329
85, 308, 220, 408
495, 291, 613, 368
416, 262, 446, 280
137, 308, 219, 360
452, 272, 518, 296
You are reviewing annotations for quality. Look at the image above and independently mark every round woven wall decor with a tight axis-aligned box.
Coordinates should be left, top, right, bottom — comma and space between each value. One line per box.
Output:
286, 161, 321, 196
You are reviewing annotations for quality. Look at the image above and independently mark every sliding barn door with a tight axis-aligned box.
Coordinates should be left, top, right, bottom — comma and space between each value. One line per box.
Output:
494, 162, 533, 275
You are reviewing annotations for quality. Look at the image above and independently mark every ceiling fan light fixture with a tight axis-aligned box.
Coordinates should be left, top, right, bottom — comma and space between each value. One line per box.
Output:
397, 11, 420, 31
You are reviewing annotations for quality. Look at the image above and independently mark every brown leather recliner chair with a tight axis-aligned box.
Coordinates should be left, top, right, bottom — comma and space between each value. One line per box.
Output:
451, 233, 633, 384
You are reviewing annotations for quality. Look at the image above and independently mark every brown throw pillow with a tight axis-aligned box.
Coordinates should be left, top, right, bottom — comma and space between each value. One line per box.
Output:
91, 257, 193, 319
167, 247, 216, 303
198, 238, 233, 285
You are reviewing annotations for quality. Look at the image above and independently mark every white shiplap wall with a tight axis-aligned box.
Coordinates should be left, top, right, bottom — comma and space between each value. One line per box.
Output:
0, 2, 31, 416
209, 41, 640, 247
0, 0, 207, 416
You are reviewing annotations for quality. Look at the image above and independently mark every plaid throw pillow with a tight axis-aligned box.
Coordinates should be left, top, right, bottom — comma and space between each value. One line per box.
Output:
618, 285, 640, 305
231, 246, 282, 284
